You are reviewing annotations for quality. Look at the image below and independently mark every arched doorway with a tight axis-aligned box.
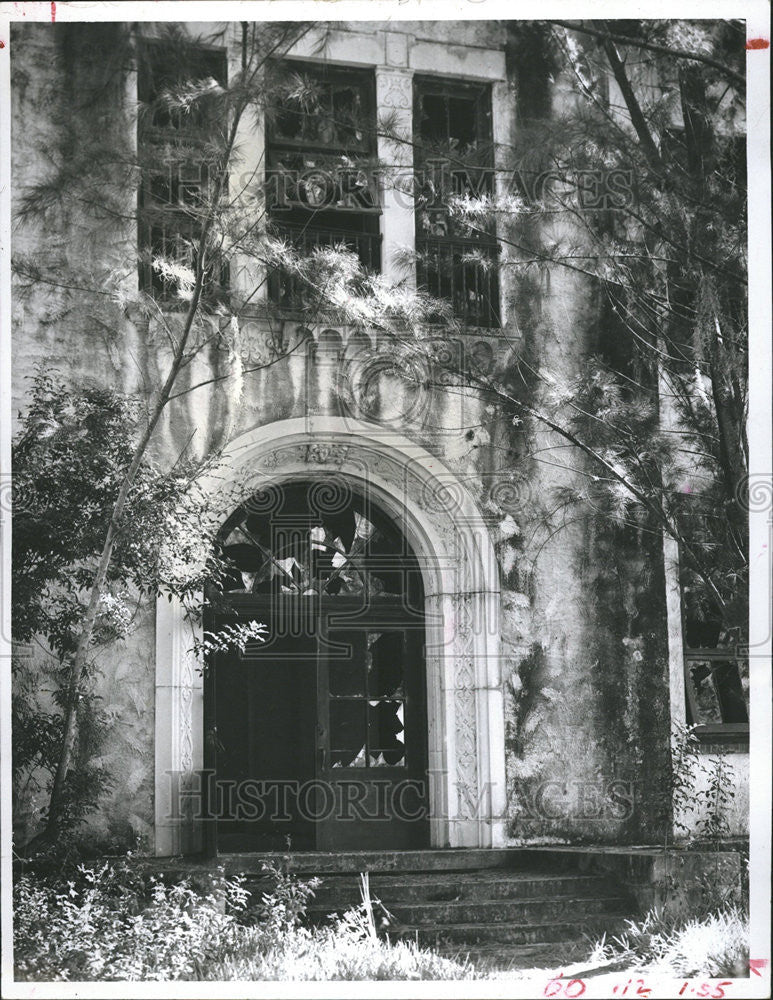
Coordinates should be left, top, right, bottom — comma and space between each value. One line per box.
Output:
154, 418, 505, 855
205, 478, 430, 851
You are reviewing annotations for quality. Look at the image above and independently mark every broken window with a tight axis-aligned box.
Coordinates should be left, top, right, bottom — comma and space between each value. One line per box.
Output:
214, 479, 420, 600
329, 631, 408, 768
683, 610, 749, 741
137, 37, 229, 304
266, 62, 381, 308
413, 76, 500, 327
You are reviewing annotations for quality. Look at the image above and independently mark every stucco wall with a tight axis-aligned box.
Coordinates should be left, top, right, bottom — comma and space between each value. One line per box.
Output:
10, 19, 737, 853
676, 751, 750, 841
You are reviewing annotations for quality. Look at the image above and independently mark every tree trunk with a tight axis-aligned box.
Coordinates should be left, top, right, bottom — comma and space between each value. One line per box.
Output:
24, 47, 254, 849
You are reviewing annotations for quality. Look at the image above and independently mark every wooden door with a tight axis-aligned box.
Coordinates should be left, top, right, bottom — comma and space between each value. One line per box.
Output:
315, 601, 429, 850
205, 599, 317, 852
205, 596, 429, 852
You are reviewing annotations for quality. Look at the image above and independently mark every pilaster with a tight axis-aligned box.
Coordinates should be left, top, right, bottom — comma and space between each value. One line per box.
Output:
375, 66, 415, 287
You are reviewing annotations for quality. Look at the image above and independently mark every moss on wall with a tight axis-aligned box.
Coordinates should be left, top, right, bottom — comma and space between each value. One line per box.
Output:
10, 20, 734, 852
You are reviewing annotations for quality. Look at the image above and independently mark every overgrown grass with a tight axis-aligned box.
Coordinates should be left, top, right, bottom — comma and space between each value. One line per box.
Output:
13, 857, 749, 982
12, 859, 476, 982
588, 905, 749, 978
205, 922, 475, 981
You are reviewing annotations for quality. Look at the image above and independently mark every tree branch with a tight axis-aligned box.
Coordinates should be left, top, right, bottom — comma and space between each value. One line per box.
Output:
551, 20, 746, 89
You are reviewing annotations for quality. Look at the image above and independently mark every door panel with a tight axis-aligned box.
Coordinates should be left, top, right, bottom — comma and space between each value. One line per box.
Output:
210, 616, 317, 852
316, 619, 429, 850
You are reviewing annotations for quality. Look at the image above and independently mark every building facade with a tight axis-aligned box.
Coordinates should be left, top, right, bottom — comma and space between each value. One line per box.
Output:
10, 19, 749, 855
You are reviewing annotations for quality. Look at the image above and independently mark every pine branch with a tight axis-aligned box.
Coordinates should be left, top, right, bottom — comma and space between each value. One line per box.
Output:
551, 20, 745, 88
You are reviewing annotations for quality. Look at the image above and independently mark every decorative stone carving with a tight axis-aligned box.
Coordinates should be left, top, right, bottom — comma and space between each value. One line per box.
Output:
178, 648, 195, 773
178, 697, 193, 775
305, 442, 350, 466
470, 339, 495, 374
453, 595, 479, 819
154, 596, 203, 856
454, 689, 479, 820
379, 71, 412, 110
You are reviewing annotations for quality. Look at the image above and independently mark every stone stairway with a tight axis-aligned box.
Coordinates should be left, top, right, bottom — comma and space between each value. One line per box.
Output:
233, 849, 638, 971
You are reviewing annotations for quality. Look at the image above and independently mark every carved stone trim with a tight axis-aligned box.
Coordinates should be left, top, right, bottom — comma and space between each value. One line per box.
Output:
379, 70, 412, 110
154, 596, 203, 856
305, 442, 350, 466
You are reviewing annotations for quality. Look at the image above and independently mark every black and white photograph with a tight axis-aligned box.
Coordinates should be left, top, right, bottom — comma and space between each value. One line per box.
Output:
0, 2, 770, 995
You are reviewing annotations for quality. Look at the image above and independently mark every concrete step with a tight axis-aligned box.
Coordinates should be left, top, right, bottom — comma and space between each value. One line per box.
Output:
227, 850, 639, 961
394, 914, 626, 946
220, 848, 571, 875
304, 870, 623, 905
309, 894, 630, 926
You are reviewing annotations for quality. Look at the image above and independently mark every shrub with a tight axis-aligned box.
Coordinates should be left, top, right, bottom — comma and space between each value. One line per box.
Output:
13, 859, 250, 981
254, 858, 322, 932
13, 858, 475, 982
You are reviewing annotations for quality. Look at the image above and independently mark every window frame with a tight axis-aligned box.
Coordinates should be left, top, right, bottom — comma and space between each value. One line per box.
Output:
265, 59, 382, 309
683, 648, 749, 742
136, 37, 229, 305
412, 74, 501, 329
266, 60, 379, 158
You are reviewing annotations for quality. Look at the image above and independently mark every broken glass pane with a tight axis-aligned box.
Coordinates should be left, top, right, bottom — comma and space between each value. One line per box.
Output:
688, 660, 723, 724
368, 700, 406, 766
329, 700, 367, 767
217, 479, 418, 599
368, 632, 405, 697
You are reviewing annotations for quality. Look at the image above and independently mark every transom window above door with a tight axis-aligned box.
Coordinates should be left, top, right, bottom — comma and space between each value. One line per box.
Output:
215, 479, 421, 600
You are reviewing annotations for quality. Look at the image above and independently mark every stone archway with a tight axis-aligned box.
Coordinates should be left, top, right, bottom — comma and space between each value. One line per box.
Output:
154, 417, 504, 853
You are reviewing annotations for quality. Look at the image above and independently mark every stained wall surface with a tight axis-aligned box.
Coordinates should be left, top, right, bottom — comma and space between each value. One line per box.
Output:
10, 19, 747, 851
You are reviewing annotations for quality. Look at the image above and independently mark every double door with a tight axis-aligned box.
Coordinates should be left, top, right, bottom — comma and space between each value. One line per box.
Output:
204, 597, 428, 851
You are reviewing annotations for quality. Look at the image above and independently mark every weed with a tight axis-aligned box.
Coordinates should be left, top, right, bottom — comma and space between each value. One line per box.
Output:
588, 905, 749, 977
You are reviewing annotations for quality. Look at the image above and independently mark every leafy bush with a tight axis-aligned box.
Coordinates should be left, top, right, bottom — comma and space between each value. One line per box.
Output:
254, 859, 322, 932
12, 371, 227, 653
14, 859, 249, 981
12, 371, 233, 844
13, 858, 475, 982
667, 723, 739, 852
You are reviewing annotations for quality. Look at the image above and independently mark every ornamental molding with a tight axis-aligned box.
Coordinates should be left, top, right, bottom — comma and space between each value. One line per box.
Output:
376, 67, 413, 147
380, 74, 413, 110
305, 442, 350, 466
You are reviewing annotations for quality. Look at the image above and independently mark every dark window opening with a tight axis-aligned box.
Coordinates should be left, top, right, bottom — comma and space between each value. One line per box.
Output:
137, 40, 226, 131
213, 479, 422, 605
266, 62, 380, 310
413, 76, 499, 327
594, 286, 643, 385
137, 38, 228, 305
683, 609, 749, 740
